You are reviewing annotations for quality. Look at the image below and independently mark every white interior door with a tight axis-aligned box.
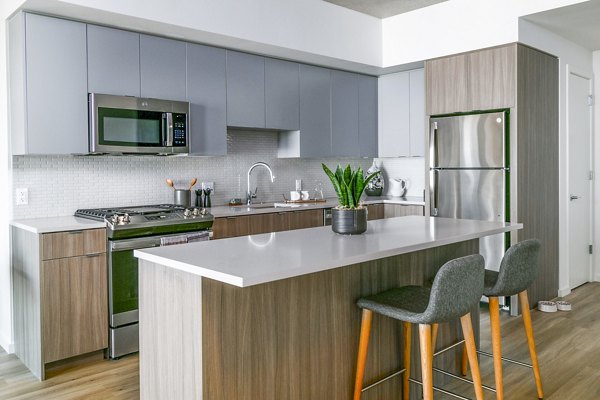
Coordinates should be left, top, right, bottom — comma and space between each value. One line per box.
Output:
568, 72, 593, 289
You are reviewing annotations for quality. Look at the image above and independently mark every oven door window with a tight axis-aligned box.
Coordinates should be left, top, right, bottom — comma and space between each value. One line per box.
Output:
109, 248, 138, 318
98, 107, 164, 147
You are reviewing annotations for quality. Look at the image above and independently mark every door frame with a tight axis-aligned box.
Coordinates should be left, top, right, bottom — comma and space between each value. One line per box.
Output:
565, 64, 594, 292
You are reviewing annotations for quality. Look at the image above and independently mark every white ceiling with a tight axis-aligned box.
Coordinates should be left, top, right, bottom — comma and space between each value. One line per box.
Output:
523, 0, 600, 51
323, 0, 448, 18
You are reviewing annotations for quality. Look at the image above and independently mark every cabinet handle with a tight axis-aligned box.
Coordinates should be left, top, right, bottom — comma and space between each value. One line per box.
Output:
68, 230, 84, 235
86, 253, 101, 258
226, 216, 237, 220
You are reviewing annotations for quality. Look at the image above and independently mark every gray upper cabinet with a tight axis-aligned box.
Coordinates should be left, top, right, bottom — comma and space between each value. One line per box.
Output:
358, 75, 378, 158
378, 72, 410, 157
140, 35, 187, 101
409, 69, 425, 157
226, 51, 265, 128
299, 65, 331, 157
186, 43, 227, 156
10, 13, 88, 155
87, 25, 140, 97
265, 59, 299, 130
331, 70, 359, 157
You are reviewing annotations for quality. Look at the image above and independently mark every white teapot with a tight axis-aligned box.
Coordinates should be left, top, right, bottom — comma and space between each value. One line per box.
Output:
388, 178, 408, 197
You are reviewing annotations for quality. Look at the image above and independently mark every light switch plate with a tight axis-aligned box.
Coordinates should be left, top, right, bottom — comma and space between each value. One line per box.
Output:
16, 188, 28, 205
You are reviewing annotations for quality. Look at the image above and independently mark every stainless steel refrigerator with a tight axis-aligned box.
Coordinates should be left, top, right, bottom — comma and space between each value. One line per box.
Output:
429, 111, 509, 274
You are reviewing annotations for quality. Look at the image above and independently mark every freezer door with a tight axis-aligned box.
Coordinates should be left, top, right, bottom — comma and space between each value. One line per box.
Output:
430, 169, 506, 271
430, 112, 506, 168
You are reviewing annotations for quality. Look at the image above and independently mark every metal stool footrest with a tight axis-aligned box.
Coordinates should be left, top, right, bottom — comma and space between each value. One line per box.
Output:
476, 349, 534, 368
359, 367, 485, 400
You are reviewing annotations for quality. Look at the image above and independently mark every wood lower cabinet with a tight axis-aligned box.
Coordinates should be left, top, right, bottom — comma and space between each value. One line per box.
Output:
42, 254, 108, 363
366, 204, 385, 220
384, 204, 425, 218
213, 209, 324, 239
12, 226, 107, 380
288, 209, 324, 230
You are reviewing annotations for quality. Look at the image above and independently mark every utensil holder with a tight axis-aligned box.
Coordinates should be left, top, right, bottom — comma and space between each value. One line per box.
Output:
174, 189, 191, 207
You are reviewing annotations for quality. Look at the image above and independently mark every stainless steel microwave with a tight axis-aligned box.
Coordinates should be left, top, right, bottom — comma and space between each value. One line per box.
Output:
89, 93, 189, 155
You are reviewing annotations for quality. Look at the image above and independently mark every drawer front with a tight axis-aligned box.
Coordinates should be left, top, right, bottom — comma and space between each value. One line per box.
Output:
42, 228, 106, 260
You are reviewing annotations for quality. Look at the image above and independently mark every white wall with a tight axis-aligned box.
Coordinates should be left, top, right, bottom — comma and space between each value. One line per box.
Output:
594, 51, 600, 282
382, 0, 588, 67
0, 0, 25, 354
518, 19, 594, 297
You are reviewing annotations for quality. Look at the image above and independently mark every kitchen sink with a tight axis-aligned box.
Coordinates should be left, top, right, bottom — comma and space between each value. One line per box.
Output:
232, 203, 276, 210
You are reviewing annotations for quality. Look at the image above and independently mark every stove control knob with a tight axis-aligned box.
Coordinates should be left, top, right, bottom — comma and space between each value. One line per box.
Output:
110, 215, 119, 224
122, 213, 130, 223
183, 209, 192, 217
200, 208, 208, 216
192, 208, 200, 216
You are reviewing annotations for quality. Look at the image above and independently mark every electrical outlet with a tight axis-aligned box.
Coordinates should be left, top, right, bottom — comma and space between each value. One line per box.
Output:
16, 188, 28, 205
202, 182, 214, 193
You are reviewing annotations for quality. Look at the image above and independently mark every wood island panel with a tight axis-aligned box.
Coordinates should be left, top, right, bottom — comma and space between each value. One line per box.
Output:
201, 239, 479, 400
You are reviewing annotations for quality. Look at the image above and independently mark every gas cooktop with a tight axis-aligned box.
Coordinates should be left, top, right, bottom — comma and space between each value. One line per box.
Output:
75, 204, 213, 237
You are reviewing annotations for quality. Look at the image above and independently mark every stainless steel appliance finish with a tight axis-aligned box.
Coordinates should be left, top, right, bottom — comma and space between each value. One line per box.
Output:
89, 93, 190, 155
430, 111, 509, 273
75, 204, 213, 359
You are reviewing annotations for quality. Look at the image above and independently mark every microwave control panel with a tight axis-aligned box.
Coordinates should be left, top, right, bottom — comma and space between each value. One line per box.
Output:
173, 113, 188, 146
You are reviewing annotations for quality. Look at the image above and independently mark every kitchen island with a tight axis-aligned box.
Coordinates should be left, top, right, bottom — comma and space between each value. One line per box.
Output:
135, 216, 521, 400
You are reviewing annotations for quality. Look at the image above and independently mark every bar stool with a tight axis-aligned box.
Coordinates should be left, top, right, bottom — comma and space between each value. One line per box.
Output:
353, 254, 485, 400
433, 239, 544, 400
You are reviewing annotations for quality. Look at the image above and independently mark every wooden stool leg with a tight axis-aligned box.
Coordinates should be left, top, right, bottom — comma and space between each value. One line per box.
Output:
431, 323, 439, 352
353, 309, 373, 400
519, 290, 544, 399
461, 343, 469, 376
460, 313, 484, 400
489, 296, 504, 400
403, 322, 411, 400
418, 324, 433, 400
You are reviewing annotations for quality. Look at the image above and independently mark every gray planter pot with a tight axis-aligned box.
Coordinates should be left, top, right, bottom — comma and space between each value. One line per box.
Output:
331, 208, 367, 235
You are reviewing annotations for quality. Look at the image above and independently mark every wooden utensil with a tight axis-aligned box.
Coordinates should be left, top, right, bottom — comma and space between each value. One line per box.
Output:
166, 179, 175, 190
188, 178, 198, 190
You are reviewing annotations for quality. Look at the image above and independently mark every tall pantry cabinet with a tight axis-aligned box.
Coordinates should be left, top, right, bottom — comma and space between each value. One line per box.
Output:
425, 43, 559, 310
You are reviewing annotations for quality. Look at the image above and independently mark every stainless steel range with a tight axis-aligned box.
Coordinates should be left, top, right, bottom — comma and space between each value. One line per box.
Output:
75, 204, 213, 359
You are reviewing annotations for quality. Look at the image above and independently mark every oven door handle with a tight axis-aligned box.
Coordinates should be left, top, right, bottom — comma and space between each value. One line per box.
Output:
163, 112, 174, 147
110, 237, 162, 252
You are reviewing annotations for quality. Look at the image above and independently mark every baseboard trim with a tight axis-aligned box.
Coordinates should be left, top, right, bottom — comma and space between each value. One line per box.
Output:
558, 287, 572, 298
0, 333, 15, 354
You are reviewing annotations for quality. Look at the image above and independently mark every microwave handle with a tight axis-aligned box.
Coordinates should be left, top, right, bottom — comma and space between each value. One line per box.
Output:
163, 113, 174, 146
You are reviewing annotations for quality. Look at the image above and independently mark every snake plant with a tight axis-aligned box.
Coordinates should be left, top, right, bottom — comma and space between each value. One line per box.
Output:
322, 164, 378, 209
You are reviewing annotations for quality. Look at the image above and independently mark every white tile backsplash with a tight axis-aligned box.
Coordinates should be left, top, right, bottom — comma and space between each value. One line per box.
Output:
11, 130, 395, 219
374, 157, 426, 198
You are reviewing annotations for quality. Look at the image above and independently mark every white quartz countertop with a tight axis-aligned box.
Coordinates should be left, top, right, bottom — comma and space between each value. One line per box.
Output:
10, 216, 106, 234
135, 216, 522, 288
209, 195, 425, 217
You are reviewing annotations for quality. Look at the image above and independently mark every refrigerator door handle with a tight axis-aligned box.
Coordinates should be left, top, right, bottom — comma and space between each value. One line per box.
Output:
430, 121, 438, 168
431, 169, 439, 216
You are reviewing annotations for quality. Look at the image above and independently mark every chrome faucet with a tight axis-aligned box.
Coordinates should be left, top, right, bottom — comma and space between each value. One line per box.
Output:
247, 162, 275, 205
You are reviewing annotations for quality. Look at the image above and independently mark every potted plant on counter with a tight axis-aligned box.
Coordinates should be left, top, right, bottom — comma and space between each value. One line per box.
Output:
322, 163, 377, 235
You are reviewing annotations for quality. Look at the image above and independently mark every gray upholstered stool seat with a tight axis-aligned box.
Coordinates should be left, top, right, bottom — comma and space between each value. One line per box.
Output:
357, 286, 430, 323
353, 254, 486, 400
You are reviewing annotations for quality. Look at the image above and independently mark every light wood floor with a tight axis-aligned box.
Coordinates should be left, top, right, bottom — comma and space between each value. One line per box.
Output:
1, 282, 600, 399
